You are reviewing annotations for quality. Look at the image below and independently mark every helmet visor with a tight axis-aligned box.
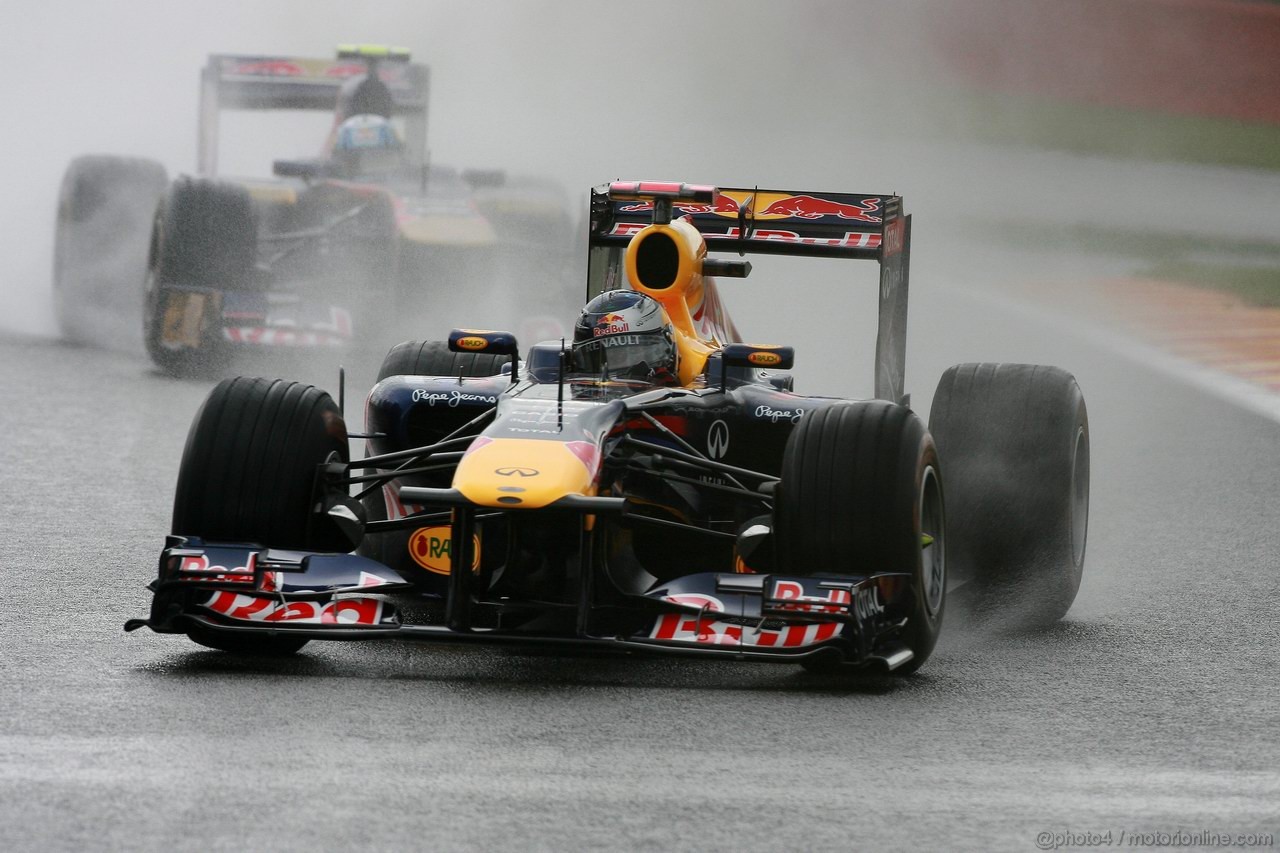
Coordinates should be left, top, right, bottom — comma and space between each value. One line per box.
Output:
571, 332, 675, 381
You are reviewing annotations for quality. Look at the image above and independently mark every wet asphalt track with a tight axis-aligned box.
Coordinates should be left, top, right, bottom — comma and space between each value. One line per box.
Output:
1, 276, 1278, 852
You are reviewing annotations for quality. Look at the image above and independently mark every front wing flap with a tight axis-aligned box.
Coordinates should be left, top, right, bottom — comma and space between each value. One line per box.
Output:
130, 540, 904, 666
635, 572, 904, 660
126, 539, 414, 635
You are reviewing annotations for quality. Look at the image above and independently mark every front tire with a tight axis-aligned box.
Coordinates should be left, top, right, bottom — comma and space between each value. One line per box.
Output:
774, 402, 945, 674
144, 177, 256, 377
174, 377, 350, 550
929, 363, 1089, 629
185, 622, 310, 656
172, 377, 350, 654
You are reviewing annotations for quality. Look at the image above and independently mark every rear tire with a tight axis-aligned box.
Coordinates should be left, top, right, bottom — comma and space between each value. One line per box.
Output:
376, 339, 510, 382
144, 177, 256, 377
53, 155, 167, 346
172, 377, 350, 655
929, 363, 1089, 629
774, 402, 945, 674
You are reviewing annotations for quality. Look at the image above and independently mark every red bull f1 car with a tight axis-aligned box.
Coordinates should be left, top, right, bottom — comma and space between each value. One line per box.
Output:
54, 45, 572, 376
127, 181, 1091, 673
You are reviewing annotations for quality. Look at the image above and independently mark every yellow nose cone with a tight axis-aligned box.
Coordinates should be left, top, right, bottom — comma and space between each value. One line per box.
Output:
453, 438, 597, 509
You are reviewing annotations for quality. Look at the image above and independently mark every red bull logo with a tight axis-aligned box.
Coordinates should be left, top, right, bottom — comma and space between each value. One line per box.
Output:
325, 63, 369, 77
758, 194, 882, 222
618, 191, 879, 223
593, 313, 629, 336
618, 195, 742, 216
674, 195, 742, 215
232, 60, 305, 76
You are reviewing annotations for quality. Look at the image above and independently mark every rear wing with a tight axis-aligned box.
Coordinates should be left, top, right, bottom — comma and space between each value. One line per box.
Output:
198, 51, 430, 175
586, 182, 912, 404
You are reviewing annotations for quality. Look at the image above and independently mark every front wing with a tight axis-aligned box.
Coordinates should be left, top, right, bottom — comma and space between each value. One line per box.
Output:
127, 539, 914, 669
155, 287, 356, 352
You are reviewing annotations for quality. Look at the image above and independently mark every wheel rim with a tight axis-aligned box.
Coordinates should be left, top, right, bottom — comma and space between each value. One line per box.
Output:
1070, 425, 1090, 567
920, 464, 945, 616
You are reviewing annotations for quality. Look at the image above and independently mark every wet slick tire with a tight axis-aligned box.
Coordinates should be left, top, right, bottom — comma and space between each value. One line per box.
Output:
185, 622, 309, 656
144, 178, 256, 377
376, 339, 511, 381
774, 402, 946, 675
53, 155, 167, 345
929, 363, 1089, 630
172, 377, 350, 654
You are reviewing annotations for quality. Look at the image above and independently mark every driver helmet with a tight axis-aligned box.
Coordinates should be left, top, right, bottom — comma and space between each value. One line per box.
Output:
331, 114, 403, 177
572, 290, 678, 385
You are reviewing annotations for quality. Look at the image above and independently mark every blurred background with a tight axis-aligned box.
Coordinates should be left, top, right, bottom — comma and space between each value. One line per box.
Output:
4, 0, 1277, 401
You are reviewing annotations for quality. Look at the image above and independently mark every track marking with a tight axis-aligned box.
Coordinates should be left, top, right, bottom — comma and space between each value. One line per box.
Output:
955, 285, 1280, 425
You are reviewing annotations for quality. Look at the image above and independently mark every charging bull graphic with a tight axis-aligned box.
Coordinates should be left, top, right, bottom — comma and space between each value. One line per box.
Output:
758, 194, 882, 222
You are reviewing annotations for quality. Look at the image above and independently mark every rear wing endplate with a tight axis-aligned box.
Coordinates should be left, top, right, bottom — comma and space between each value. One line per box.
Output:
586, 183, 912, 404
198, 53, 430, 175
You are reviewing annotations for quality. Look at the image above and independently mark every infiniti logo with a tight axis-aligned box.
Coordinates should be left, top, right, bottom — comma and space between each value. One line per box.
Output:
495, 467, 539, 477
706, 419, 730, 460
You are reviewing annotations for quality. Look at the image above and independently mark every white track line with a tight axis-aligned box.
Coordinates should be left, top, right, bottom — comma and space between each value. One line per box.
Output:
957, 286, 1280, 425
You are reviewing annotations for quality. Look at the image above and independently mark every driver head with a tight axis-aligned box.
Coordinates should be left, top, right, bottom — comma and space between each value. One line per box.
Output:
571, 290, 678, 385
331, 114, 403, 178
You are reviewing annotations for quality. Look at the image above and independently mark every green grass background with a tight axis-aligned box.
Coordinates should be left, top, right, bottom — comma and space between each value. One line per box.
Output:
938, 90, 1280, 305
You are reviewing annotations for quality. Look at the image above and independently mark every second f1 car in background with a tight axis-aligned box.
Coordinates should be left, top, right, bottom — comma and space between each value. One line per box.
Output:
54, 45, 575, 376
